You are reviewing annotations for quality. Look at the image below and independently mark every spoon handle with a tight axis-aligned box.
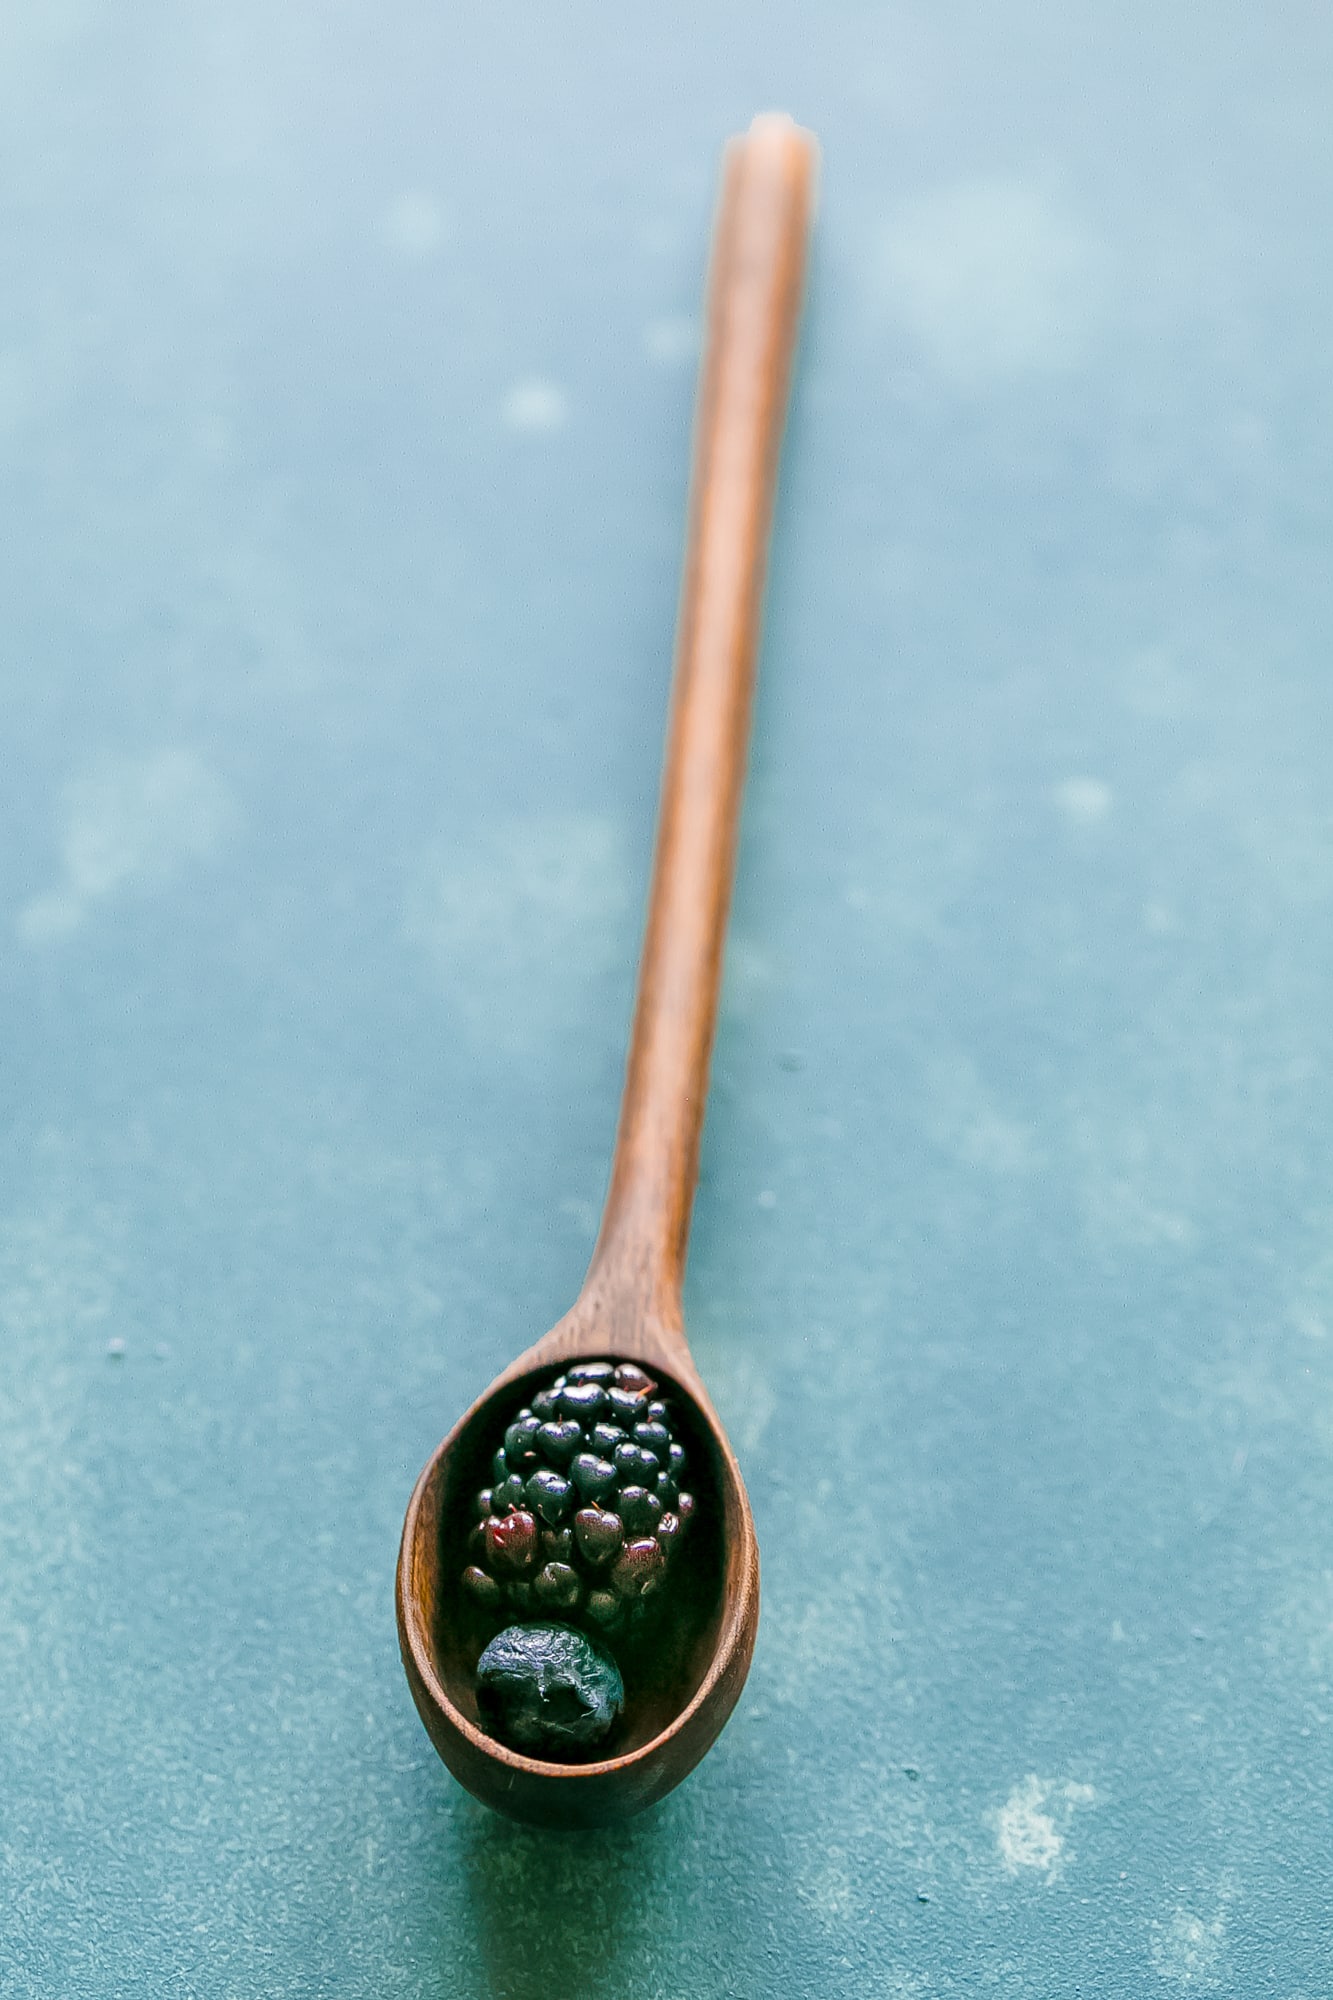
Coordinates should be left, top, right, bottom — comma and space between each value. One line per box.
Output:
586, 114, 817, 1332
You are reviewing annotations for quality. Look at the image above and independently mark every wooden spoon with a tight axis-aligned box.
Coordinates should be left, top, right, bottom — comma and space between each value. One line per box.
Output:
397, 112, 818, 1827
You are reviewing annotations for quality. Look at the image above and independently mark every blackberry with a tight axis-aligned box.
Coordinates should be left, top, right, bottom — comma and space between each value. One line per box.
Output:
460, 1359, 696, 1639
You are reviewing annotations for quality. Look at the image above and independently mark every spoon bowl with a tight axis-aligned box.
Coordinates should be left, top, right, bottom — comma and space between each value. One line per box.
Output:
397, 112, 815, 1825
397, 1311, 758, 1826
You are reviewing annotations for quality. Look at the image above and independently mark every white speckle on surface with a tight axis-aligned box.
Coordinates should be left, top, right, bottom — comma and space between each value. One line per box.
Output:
642, 315, 698, 365
501, 378, 568, 432
1150, 1905, 1227, 1987
757, 1188, 777, 1210
0, 348, 34, 435
878, 178, 1104, 386
1073, 1107, 1195, 1251
404, 813, 627, 1050
794, 1848, 857, 1924
993, 1776, 1095, 1878
706, 1350, 776, 1457
18, 749, 236, 943
923, 1053, 1040, 1177
105, 1337, 125, 1358
1052, 776, 1113, 824
557, 1195, 599, 1239
381, 190, 448, 259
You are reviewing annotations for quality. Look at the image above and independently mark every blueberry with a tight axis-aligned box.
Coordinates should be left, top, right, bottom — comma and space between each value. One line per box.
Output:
494, 1472, 527, 1514
567, 1362, 616, 1384
613, 1363, 655, 1394
475, 1622, 623, 1754
531, 1389, 559, 1421
525, 1469, 574, 1524
474, 1487, 494, 1520
618, 1485, 662, 1535
570, 1453, 618, 1504
677, 1490, 695, 1527
606, 1387, 647, 1423
585, 1590, 623, 1630
591, 1423, 626, 1454
492, 1448, 510, 1485
654, 1470, 678, 1508
656, 1512, 681, 1555
646, 1401, 669, 1425
668, 1441, 687, 1476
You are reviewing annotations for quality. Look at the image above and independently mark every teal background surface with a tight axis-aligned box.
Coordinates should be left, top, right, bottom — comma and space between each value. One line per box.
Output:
3, 5, 1333, 1994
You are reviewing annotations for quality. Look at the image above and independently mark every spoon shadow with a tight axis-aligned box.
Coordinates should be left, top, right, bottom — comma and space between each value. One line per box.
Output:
458, 1798, 664, 2000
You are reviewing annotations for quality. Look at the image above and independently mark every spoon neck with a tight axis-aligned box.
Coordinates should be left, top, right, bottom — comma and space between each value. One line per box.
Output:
581, 120, 815, 1351
580, 1192, 689, 1357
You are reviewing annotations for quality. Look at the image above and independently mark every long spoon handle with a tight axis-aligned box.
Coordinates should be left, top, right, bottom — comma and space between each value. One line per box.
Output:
586, 114, 817, 1326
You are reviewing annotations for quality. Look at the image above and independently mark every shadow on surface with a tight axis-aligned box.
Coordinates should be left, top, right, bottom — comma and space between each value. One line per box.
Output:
458, 1800, 663, 2000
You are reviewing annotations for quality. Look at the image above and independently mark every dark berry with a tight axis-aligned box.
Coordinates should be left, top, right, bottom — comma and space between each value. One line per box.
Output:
533, 1562, 583, 1611
540, 1525, 574, 1563
462, 1564, 503, 1610
505, 1415, 542, 1463
614, 1440, 660, 1485
461, 1357, 696, 1644
633, 1421, 671, 1464
619, 1486, 662, 1535
475, 1622, 623, 1753
484, 1510, 540, 1574
611, 1537, 665, 1598
559, 1380, 606, 1421
525, 1469, 574, 1524
570, 1453, 618, 1503
536, 1420, 582, 1465
573, 1506, 624, 1565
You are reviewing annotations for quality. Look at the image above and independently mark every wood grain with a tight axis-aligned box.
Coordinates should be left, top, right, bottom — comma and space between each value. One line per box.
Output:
397, 113, 818, 1826
586, 110, 816, 1344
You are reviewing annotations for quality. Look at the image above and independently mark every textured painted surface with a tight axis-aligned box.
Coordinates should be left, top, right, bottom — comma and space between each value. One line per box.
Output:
3, 4, 1333, 1995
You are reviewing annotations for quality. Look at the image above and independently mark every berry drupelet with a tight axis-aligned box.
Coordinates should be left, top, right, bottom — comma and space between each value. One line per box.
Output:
461, 1359, 696, 1640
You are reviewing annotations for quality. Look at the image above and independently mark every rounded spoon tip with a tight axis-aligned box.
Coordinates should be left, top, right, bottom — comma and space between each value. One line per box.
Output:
396, 1353, 759, 1827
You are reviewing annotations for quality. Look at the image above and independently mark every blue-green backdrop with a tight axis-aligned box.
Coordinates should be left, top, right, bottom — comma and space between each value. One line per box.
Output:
3, 4, 1331, 1994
